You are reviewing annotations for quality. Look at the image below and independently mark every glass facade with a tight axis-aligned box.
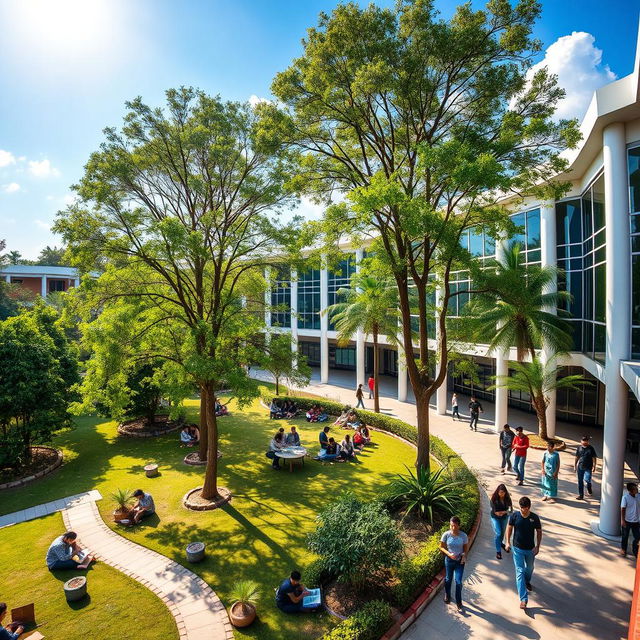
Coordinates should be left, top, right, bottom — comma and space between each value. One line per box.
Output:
299, 340, 321, 366
270, 265, 291, 328
297, 268, 321, 330
630, 146, 640, 357
510, 208, 541, 264
328, 255, 356, 330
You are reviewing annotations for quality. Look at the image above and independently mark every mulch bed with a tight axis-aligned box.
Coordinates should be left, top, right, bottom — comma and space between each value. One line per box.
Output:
120, 415, 174, 433
0, 446, 61, 485
183, 486, 232, 511
393, 510, 441, 559
183, 451, 223, 466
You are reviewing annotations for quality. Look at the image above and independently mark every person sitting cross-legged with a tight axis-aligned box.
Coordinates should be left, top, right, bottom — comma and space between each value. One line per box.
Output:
317, 437, 339, 461
346, 411, 361, 430
353, 426, 367, 451
46, 531, 94, 571
0, 602, 23, 640
215, 401, 229, 417
130, 489, 155, 524
339, 434, 357, 461
275, 570, 310, 613
270, 400, 284, 420
180, 425, 196, 447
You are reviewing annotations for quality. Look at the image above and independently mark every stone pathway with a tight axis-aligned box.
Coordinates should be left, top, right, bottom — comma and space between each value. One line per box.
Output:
62, 500, 233, 640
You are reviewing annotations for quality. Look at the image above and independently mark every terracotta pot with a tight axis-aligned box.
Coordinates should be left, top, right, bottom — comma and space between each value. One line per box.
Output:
113, 508, 130, 522
229, 602, 256, 628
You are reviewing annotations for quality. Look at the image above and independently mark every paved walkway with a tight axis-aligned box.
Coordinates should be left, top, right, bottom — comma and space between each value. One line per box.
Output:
259, 369, 637, 640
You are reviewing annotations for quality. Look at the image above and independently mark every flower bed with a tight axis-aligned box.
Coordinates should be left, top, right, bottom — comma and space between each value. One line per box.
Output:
266, 395, 481, 640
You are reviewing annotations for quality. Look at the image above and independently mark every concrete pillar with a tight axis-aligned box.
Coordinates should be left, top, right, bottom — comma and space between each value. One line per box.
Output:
597, 122, 631, 539
320, 259, 329, 384
355, 249, 365, 386
290, 268, 298, 365
540, 201, 558, 439
41, 275, 47, 297
494, 234, 509, 432
4, 274, 10, 283
398, 349, 408, 402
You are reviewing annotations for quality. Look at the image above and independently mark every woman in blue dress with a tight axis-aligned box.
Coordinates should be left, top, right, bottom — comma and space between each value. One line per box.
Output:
540, 441, 560, 501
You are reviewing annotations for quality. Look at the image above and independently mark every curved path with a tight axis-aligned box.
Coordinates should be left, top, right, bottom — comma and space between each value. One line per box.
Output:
262, 370, 636, 640
62, 499, 233, 640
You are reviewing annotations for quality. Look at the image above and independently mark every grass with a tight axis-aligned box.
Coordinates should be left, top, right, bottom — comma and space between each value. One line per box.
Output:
0, 512, 177, 640
0, 391, 417, 639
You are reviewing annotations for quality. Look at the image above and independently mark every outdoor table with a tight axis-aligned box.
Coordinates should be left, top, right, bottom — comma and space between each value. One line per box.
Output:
275, 446, 307, 472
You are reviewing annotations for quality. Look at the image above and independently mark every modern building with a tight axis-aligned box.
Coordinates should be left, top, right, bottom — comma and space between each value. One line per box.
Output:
265, 29, 640, 540
0, 264, 80, 296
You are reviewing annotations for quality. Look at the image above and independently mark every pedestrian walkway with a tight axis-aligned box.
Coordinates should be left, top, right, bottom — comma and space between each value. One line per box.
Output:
258, 369, 637, 640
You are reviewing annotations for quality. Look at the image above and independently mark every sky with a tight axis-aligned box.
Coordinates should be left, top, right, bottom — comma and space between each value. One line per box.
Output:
0, 0, 638, 259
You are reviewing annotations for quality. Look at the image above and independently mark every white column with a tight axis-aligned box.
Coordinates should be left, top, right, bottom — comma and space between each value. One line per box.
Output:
290, 269, 298, 365
74, 277, 80, 288
597, 122, 631, 539
264, 267, 271, 332
434, 285, 447, 415
494, 235, 509, 432
4, 274, 10, 283
355, 249, 365, 386
540, 201, 558, 439
320, 259, 329, 384
397, 350, 408, 402
41, 275, 47, 297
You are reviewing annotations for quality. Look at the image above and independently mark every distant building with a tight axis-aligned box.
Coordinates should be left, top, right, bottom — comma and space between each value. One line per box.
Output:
0, 264, 80, 297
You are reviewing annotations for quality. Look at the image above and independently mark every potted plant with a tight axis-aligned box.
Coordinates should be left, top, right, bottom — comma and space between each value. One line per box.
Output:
110, 488, 133, 522
228, 580, 260, 628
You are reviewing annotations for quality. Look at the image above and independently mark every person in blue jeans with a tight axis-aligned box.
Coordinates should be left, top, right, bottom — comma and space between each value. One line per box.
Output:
275, 570, 310, 613
439, 516, 469, 611
574, 435, 598, 500
45, 531, 94, 571
490, 483, 513, 560
505, 496, 542, 609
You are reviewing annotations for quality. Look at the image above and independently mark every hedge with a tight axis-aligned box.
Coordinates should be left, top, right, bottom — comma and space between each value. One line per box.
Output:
266, 395, 481, 639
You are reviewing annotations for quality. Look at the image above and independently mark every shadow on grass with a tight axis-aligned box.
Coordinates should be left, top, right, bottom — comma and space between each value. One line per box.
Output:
67, 593, 92, 610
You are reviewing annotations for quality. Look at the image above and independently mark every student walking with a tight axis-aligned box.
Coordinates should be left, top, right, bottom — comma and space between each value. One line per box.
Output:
367, 376, 375, 399
540, 441, 560, 501
451, 393, 460, 420
505, 496, 542, 609
575, 435, 598, 500
499, 424, 514, 472
512, 427, 530, 486
355, 384, 365, 409
468, 396, 483, 431
490, 484, 513, 560
621, 482, 640, 557
439, 516, 468, 611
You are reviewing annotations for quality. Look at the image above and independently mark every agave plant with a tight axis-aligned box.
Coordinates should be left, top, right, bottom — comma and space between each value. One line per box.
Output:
229, 580, 260, 616
110, 488, 133, 511
388, 465, 461, 523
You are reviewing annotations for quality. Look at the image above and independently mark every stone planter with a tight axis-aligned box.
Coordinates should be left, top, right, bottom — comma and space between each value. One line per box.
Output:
229, 602, 256, 628
144, 463, 159, 478
63, 576, 87, 602
186, 542, 205, 563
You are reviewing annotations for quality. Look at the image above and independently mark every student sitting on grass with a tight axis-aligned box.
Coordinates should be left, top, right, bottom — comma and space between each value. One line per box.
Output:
275, 570, 311, 613
316, 437, 340, 461
0, 602, 23, 640
306, 405, 327, 422
46, 531, 94, 570
180, 425, 197, 447
346, 410, 362, 430
270, 400, 284, 419
332, 406, 351, 427
339, 434, 357, 461
283, 400, 299, 418
215, 401, 229, 416
353, 426, 367, 450
129, 489, 155, 525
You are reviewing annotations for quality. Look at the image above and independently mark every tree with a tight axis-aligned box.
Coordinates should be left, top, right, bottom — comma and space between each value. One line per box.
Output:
0, 305, 79, 469
262, 333, 311, 395
325, 271, 398, 412
491, 358, 589, 439
268, 0, 579, 468
36, 245, 67, 266
54, 88, 299, 500
6, 250, 22, 265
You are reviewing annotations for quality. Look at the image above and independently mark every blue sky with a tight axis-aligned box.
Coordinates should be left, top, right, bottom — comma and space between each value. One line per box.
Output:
0, 0, 638, 259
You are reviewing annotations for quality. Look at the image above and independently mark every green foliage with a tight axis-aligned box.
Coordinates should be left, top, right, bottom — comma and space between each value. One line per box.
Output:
322, 600, 392, 640
260, 333, 311, 396
110, 488, 134, 510
229, 579, 261, 606
123, 362, 165, 423
35, 245, 67, 266
308, 493, 403, 588
387, 464, 462, 523
0, 304, 79, 468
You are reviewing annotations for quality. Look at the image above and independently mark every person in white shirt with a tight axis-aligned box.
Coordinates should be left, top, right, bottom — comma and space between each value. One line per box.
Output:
621, 482, 640, 557
451, 393, 460, 420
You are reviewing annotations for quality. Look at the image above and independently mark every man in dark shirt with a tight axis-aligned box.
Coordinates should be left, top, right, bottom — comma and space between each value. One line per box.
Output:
276, 570, 310, 613
468, 396, 483, 431
574, 435, 597, 500
505, 496, 542, 609
318, 426, 330, 450
499, 424, 515, 472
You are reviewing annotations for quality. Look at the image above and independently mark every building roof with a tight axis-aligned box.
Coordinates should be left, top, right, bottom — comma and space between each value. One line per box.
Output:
0, 264, 78, 277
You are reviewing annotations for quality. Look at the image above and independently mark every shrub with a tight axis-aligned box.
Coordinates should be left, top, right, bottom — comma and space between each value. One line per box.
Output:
229, 580, 260, 616
323, 600, 392, 640
387, 464, 462, 523
308, 493, 403, 588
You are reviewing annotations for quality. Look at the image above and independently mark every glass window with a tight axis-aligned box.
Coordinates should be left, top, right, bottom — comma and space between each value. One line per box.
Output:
526, 209, 541, 249
556, 200, 581, 245
592, 174, 605, 232
594, 264, 605, 323
469, 228, 484, 257
297, 268, 321, 330
511, 212, 526, 250
630, 146, 640, 213
48, 280, 66, 292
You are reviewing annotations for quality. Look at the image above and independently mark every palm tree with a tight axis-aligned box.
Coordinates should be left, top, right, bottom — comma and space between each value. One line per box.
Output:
490, 358, 589, 439
467, 242, 575, 438
325, 273, 398, 413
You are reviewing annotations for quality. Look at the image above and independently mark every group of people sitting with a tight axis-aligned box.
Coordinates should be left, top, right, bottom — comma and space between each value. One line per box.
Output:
215, 401, 229, 417
316, 423, 371, 462
180, 425, 200, 446
270, 399, 299, 419
305, 405, 328, 423
266, 426, 302, 470
333, 407, 363, 430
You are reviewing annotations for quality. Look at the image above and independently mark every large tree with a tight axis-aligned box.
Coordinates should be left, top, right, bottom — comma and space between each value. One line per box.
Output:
55, 88, 299, 500
268, 0, 579, 467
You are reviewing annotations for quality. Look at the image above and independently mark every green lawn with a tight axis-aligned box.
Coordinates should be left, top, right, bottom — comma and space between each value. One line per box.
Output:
0, 512, 178, 640
0, 395, 417, 639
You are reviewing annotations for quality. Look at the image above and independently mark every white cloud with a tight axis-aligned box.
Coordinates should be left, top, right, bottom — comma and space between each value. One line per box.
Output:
34, 219, 51, 230
2, 182, 21, 193
527, 32, 616, 122
0, 150, 16, 167
62, 193, 78, 206
248, 94, 270, 108
28, 158, 61, 178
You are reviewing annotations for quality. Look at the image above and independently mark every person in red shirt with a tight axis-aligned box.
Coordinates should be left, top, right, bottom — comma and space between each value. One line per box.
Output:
367, 375, 375, 399
512, 427, 530, 486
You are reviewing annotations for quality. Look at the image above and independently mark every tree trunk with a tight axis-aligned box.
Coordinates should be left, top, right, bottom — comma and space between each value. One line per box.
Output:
535, 392, 548, 440
373, 331, 380, 413
198, 388, 208, 462
415, 389, 431, 470
201, 384, 219, 500
275, 376, 280, 396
